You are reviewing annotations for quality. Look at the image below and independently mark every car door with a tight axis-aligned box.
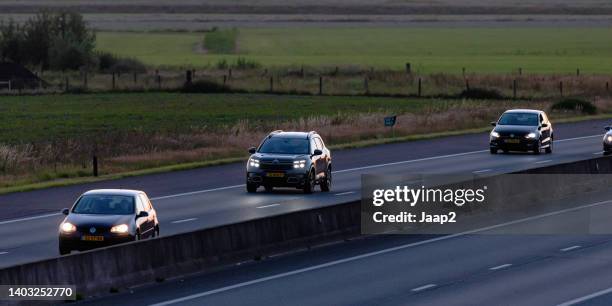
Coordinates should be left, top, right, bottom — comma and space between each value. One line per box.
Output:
539, 113, 552, 144
136, 195, 154, 238
314, 137, 327, 176
312, 137, 324, 177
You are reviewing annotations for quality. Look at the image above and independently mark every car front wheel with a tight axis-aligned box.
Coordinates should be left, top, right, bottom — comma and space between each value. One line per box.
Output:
303, 169, 315, 194
320, 167, 332, 192
246, 183, 258, 193
545, 139, 553, 154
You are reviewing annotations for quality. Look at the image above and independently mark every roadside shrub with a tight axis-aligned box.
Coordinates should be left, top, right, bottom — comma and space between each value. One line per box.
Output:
234, 57, 261, 70
182, 80, 232, 93
551, 98, 597, 115
96, 51, 146, 73
458, 88, 504, 100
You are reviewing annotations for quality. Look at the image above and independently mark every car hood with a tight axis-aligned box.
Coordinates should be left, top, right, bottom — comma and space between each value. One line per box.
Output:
494, 125, 538, 134
65, 214, 133, 228
251, 153, 309, 161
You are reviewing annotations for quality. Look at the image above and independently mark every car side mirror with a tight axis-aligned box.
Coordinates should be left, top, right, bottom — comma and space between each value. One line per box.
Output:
61, 208, 69, 215
490, 122, 497, 127
606, 126, 611, 131
137, 211, 149, 219
313, 149, 323, 156
541, 123, 548, 128
248, 147, 256, 154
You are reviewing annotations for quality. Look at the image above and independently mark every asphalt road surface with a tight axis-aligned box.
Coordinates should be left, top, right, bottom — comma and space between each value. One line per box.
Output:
0, 119, 610, 269
79, 188, 612, 306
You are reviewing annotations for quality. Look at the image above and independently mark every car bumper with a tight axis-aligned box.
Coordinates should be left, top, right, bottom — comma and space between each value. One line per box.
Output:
604, 142, 612, 152
59, 232, 135, 251
490, 138, 539, 151
247, 169, 308, 187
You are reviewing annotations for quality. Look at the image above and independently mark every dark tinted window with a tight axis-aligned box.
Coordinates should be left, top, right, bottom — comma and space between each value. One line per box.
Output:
259, 137, 309, 154
498, 113, 539, 126
73, 195, 135, 215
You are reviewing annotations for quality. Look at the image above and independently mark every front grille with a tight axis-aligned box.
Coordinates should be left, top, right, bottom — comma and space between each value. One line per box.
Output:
499, 132, 527, 138
260, 163, 293, 171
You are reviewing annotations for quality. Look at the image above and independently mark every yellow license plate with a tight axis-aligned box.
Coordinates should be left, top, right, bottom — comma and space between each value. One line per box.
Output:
266, 172, 285, 178
505, 139, 520, 144
82, 235, 104, 241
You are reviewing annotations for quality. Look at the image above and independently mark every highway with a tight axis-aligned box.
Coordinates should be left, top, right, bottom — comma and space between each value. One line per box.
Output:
80, 189, 612, 306
0, 119, 610, 269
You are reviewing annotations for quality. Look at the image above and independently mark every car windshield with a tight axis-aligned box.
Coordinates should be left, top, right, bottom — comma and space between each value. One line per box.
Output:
498, 113, 539, 126
258, 137, 309, 154
72, 195, 135, 215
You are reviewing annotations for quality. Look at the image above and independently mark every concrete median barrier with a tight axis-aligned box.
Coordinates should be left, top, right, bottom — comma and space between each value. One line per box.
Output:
1, 156, 612, 300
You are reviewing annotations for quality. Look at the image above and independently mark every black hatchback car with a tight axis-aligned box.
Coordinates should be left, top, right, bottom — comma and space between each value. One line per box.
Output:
246, 131, 332, 193
58, 189, 159, 255
489, 109, 553, 154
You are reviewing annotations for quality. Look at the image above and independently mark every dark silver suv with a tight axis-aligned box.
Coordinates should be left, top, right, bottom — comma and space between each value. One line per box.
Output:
246, 131, 332, 194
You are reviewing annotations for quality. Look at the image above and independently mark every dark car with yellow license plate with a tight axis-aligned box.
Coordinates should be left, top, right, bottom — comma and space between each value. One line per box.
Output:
58, 189, 159, 255
246, 131, 332, 194
489, 109, 553, 155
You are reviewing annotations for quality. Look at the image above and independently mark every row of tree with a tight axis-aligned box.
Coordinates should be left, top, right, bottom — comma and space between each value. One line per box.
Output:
0, 11, 96, 71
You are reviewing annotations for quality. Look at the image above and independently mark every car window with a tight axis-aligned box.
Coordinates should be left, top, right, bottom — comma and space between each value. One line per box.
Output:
135, 196, 145, 213
72, 195, 135, 215
258, 137, 309, 154
317, 137, 326, 149
139, 194, 152, 210
314, 138, 323, 150
498, 113, 539, 126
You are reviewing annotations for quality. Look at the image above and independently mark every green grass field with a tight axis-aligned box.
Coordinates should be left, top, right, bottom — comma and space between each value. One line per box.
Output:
0, 93, 436, 143
96, 27, 612, 73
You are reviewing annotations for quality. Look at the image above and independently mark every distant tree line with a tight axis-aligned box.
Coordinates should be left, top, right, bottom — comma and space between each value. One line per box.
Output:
0, 11, 146, 73
0, 11, 96, 71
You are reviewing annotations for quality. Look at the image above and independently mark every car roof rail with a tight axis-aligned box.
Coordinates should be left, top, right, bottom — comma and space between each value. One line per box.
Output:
268, 130, 283, 138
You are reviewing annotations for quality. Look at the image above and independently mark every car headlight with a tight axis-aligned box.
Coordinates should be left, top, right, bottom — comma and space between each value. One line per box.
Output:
110, 224, 129, 234
249, 158, 260, 168
60, 222, 76, 233
526, 132, 537, 139
490, 131, 500, 138
606, 135, 612, 143
293, 160, 306, 169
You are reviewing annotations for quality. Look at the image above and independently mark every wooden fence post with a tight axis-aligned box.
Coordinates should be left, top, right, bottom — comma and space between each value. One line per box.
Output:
92, 155, 98, 177
65, 77, 69, 92
319, 76, 323, 95
559, 81, 564, 97
112, 73, 116, 90
406, 63, 411, 74
364, 77, 369, 95
513, 79, 517, 99
269, 76, 274, 92
157, 75, 162, 90
418, 78, 422, 97
223, 75, 227, 85
133, 73, 137, 84
83, 72, 88, 89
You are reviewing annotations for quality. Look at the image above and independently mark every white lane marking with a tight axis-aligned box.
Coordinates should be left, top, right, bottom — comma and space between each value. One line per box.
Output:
0, 212, 62, 226
335, 191, 356, 196
560, 245, 581, 252
148, 198, 612, 306
557, 286, 612, 306
0, 251, 8, 255
411, 284, 437, 292
473, 169, 492, 174
0, 134, 604, 227
151, 184, 245, 201
489, 264, 512, 271
594, 151, 604, 155
256, 204, 281, 209
335, 150, 487, 173
535, 159, 552, 164
171, 218, 197, 224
